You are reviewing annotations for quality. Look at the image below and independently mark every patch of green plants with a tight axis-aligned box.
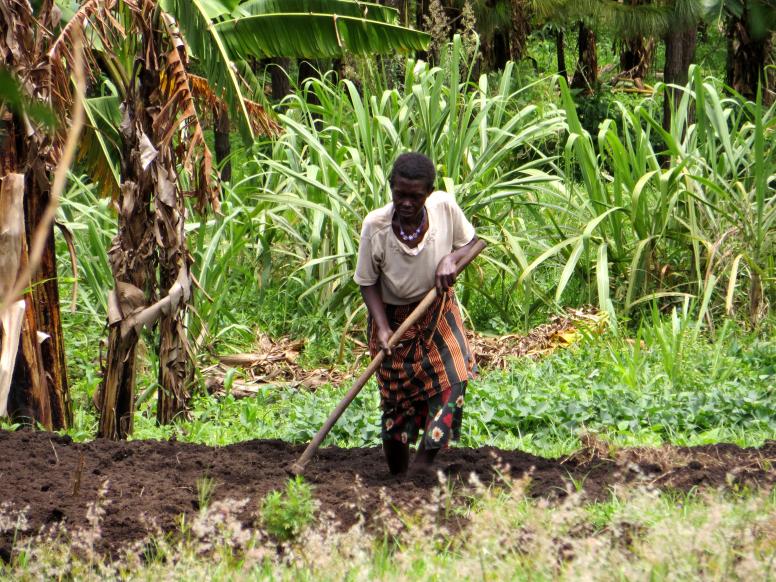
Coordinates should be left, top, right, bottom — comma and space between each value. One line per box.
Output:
260, 477, 316, 541
91, 316, 774, 459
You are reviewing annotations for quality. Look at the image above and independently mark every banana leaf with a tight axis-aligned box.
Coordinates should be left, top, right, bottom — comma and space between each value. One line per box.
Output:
216, 13, 429, 59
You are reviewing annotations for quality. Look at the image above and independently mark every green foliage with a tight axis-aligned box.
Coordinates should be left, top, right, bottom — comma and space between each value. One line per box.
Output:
216, 0, 429, 61
519, 71, 776, 325
57, 175, 116, 321
259, 476, 316, 541
0, 67, 57, 128
239, 35, 564, 330
196, 475, 216, 510
468, 330, 775, 444
105, 317, 775, 457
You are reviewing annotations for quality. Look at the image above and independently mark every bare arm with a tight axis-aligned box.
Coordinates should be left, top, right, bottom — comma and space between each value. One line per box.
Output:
435, 235, 479, 292
360, 282, 393, 355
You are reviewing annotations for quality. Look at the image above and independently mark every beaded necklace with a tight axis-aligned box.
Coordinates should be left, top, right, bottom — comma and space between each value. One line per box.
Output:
397, 207, 426, 242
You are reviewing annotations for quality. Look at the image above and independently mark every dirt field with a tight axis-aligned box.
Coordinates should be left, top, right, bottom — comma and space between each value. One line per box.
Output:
0, 429, 773, 557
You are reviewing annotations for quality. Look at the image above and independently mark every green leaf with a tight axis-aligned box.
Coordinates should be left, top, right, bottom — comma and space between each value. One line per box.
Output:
235, 0, 400, 24
79, 96, 121, 200
216, 13, 429, 59
165, 0, 256, 141
0, 68, 57, 128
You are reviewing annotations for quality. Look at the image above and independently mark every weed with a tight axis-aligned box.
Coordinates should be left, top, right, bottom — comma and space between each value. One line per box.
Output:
260, 477, 317, 542
196, 476, 215, 512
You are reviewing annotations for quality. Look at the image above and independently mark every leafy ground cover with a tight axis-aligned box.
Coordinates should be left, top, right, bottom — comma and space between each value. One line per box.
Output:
53, 308, 775, 459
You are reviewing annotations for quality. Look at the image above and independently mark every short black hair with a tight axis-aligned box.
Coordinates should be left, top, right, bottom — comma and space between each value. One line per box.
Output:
389, 152, 436, 191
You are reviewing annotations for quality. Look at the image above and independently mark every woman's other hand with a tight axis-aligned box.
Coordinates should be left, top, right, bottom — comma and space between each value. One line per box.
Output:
435, 254, 457, 292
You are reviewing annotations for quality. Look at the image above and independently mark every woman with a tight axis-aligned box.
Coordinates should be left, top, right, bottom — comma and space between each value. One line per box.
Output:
354, 152, 478, 474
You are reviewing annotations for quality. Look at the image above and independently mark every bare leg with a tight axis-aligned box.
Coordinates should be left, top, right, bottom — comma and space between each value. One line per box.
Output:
383, 439, 410, 474
411, 440, 440, 471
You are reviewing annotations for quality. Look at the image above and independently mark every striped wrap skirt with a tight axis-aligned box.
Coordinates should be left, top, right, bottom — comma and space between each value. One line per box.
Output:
368, 289, 475, 446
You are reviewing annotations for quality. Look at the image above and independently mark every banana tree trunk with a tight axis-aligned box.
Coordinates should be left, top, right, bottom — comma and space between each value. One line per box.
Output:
571, 22, 597, 93
0, 174, 29, 418
23, 161, 71, 428
11, 202, 53, 428
154, 162, 192, 425
98, 75, 157, 440
619, 0, 655, 82
620, 37, 655, 81
100, 5, 195, 437
662, 24, 697, 132
556, 29, 567, 83
726, 15, 772, 102
509, 0, 530, 62
0, 135, 69, 429
0, 0, 71, 430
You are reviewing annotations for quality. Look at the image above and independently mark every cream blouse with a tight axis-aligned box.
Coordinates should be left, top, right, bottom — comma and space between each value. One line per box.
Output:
353, 191, 475, 305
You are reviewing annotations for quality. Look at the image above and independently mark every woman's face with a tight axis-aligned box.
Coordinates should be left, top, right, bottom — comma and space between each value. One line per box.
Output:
391, 176, 432, 222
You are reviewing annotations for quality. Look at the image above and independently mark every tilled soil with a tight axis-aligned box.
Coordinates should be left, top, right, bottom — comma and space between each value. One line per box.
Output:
0, 430, 773, 557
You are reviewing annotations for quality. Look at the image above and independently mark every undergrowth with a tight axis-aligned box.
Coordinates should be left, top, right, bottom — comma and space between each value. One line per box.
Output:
2, 476, 774, 580
58, 317, 776, 458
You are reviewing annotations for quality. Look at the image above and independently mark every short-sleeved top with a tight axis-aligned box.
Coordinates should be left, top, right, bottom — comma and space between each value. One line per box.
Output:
353, 191, 475, 305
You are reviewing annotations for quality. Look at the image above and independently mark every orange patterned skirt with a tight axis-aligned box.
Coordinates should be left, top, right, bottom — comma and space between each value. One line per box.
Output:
368, 289, 475, 409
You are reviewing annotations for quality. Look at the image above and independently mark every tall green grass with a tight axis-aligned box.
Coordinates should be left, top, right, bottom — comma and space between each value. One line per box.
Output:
60, 40, 774, 344
520, 69, 775, 327
236, 35, 566, 331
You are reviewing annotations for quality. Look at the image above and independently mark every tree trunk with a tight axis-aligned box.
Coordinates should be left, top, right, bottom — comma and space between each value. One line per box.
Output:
10, 215, 52, 428
416, 0, 430, 60
619, 0, 655, 82
98, 66, 157, 440
619, 38, 654, 81
571, 22, 597, 93
270, 57, 291, 101
509, 0, 531, 62
213, 106, 231, 182
100, 6, 197, 437
399, 0, 409, 25
556, 29, 567, 83
493, 31, 510, 70
1, 174, 28, 418
0, 126, 65, 431
22, 159, 71, 429
620, 36, 656, 82
662, 24, 697, 132
0, 1, 71, 430
154, 160, 192, 425
726, 15, 772, 102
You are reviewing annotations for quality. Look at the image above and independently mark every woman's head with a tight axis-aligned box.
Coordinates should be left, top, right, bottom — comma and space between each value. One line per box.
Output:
389, 152, 436, 192
389, 153, 435, 222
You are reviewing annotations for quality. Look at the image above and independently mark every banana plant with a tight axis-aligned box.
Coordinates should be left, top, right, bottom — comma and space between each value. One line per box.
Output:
47, 0, 428, 438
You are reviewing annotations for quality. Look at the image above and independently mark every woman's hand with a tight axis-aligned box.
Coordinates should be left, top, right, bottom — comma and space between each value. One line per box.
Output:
435, 254, 457, 292
435, 237, 479, 293
376, 325, 393, 356
361, 284, 393, 356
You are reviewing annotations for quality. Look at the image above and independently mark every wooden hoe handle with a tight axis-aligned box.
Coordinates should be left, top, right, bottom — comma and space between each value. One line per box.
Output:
289, 239, 487, 475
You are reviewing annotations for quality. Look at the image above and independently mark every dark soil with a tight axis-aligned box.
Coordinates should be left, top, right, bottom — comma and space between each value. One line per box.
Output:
0, 430, 773, 557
